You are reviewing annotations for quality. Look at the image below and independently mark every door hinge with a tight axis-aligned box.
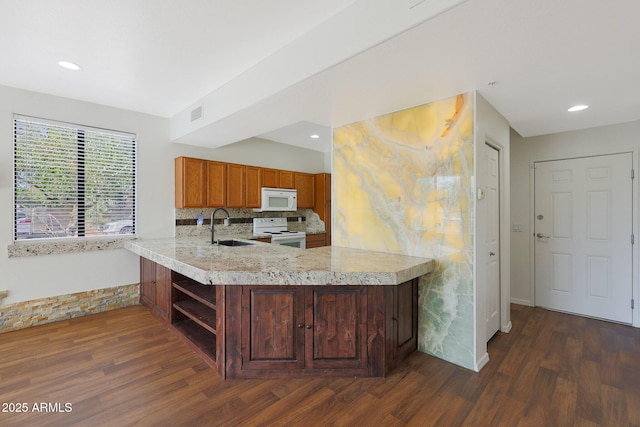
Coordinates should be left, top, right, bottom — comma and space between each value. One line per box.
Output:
632, 234, 635, 245
632, 169, 635, 180
632, 299, 635, 310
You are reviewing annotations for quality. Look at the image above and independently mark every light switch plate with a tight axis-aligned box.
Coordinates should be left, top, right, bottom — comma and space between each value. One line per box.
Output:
512, 224, 524, 232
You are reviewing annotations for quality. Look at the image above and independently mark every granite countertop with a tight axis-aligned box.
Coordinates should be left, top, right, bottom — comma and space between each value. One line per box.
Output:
125, 237, 434, 286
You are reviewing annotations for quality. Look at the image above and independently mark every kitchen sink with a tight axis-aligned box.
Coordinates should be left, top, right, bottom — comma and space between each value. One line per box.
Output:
216, 239, 255, 247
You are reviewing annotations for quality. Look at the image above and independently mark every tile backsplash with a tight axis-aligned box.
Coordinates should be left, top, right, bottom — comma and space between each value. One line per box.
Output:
175, 208, 325, 238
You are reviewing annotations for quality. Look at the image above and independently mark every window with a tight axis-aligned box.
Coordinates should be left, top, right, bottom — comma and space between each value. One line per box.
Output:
13, 115, 136, 240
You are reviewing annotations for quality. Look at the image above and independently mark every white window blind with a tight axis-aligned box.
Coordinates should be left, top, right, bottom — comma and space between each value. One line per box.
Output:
14, 115, 136, 240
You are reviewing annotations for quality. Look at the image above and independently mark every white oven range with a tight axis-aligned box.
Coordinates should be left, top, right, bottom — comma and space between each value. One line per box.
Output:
253, 217, 306, 249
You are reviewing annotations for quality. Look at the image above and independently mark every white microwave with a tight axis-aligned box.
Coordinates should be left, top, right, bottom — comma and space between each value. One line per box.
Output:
255, 187, 297, 212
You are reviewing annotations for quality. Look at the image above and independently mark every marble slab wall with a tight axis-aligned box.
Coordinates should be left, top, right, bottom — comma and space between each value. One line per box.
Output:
333, 93, 476, 370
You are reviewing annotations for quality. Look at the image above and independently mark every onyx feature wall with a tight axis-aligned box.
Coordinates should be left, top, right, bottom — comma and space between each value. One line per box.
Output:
333, 93, 477, 370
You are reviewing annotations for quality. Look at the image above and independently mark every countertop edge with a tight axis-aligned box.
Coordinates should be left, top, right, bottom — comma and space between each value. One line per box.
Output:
125, 239, 434, 286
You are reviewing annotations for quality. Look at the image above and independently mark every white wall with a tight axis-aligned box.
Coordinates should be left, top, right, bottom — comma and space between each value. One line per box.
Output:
474, 93, 511, 370
510, 120, 640, 325
0, 85, 325, 305
191, 137, 327, 173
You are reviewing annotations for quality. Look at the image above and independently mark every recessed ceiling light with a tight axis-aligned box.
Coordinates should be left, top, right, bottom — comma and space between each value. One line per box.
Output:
310, 134, 320, 139
58, 61, 81, 71
568, 104, 588, 112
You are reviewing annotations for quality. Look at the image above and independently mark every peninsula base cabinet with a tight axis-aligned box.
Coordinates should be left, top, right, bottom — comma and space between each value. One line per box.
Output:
138, 259, 418, 379
225, 286, 369, 378
139, 258, 171, 322
223, 280, 419, 379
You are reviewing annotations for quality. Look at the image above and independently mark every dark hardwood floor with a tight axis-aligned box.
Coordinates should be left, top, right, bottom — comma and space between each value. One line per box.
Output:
1, 303, 639, 426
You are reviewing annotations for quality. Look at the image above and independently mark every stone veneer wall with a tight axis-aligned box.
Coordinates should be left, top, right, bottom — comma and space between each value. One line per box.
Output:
0, 284, 139, 333
333, 93, 476, 370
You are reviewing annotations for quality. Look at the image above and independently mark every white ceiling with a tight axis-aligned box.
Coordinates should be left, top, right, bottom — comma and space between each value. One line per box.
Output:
2, 0, 640, 153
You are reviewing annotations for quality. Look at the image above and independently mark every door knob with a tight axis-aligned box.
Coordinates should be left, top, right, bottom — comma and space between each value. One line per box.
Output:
536, 233, 550, 238
489, 252, 495, 256
297, 323, 304, 328
306, 324, 313, 329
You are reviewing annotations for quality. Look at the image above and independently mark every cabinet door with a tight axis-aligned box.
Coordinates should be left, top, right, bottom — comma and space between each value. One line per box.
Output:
305, 286, 368, 370
261, 168, 279, 188
245, 166, 261, 208
175, 157, 206, 208
227, 163, 246, 207
394, 279, 418, 361
206, 161, 227, 207
295, 172, 315, 208
279, 170, 295, 189
154, 264, 172, 321
241, 287, 305, 371
140, 257, 156, 308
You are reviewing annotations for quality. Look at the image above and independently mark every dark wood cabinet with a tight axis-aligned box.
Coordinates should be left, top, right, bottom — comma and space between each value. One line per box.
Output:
139, 257, 171, 322
390, 278, 419, 367
229, 285, 368, 377
139, 258, 417, 380
171, 274, 221, 374
240, 287, 305, 372
305, 286, 367, 371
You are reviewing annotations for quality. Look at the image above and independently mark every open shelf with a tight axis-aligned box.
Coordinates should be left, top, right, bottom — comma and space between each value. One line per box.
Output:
172, 319, 217, 366
173, 300, 217, 335
173, 280, 216, 309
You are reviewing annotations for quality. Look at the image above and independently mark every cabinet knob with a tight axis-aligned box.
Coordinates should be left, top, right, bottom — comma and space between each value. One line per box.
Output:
297, 323, 304, 328
306, 324, 312, 329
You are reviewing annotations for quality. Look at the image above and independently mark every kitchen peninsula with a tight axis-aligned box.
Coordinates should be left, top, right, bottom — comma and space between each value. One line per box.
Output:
125, 238, 434, 379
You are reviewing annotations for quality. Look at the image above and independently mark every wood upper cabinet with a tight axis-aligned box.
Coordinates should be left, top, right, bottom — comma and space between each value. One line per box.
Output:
226, 163, 246, 208
245, 166, 261, 208
261, 168, 279, 189
175, 157, 207, 208
295, 172, 315, 208
176, 156, 328, 210
175, 157, 226, 208
206, 161, 227, 207
279, 170, 295, 189
233, 285, 368, 377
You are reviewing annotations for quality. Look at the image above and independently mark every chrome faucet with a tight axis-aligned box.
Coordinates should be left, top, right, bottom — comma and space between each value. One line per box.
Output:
211, 207, 230, 244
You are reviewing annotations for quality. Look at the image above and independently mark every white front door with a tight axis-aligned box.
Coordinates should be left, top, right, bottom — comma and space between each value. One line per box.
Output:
534, 153, 633, 323
484, 143, 501, 339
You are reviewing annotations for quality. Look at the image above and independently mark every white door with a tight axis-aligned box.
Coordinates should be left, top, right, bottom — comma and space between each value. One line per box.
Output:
484, 144, 501, 339
534, 153, 633, 323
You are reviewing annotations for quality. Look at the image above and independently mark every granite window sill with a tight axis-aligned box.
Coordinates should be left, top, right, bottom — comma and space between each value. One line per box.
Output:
7, 236, 137, 258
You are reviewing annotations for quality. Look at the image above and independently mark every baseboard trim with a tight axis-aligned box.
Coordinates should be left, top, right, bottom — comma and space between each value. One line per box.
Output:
475, 352, 490, 372
510, 298, 532, 306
